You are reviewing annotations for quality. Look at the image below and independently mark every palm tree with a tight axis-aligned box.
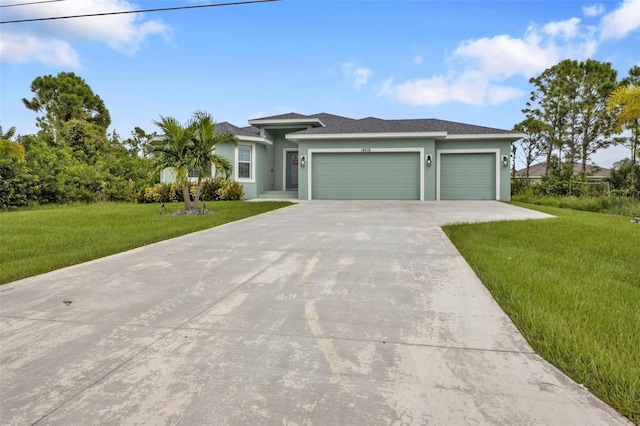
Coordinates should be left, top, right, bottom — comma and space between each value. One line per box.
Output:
152, 115, 195, 210
607, 85, 640, 192
189, 110, 236, 209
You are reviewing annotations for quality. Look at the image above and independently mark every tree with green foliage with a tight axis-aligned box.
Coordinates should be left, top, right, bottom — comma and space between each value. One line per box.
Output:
0, 137, 29, 209
152, 116, 197, 210
607, 66, 640, 194
0, 124, 17, 141
152, 111, 237, 211
60, 119, 110, 164
608, 158, 640, 195
190, 110, 236, 209
524, 59, 617, 175
0, 139, 25, 163
513, 117, 548, 184
22, 72, 111, 143
573, 59, 618, 172
524, 60, 573, 175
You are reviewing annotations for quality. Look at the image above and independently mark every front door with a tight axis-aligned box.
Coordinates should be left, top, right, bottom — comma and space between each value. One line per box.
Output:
286, 151, 299, 190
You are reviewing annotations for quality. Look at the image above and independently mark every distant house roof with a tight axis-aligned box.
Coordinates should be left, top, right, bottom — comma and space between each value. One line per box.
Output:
515, 162, 611, 179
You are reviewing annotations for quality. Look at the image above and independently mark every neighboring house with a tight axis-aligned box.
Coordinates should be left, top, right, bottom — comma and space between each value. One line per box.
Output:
159, 112, 522, 201
514, 162, 611, 183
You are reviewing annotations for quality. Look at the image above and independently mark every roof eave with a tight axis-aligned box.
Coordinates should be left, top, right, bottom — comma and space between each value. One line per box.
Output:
444, 133, 525, 141
237, 135, 272, 145
248, 118, 325, 128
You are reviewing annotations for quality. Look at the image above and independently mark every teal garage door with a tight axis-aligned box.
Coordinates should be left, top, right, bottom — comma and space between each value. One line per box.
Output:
312, 152, 420, 200
440, 153, 496, 200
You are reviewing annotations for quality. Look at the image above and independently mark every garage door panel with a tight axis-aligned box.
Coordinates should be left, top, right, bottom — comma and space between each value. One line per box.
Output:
312, 152, 420, 200
440, 153, 496, 200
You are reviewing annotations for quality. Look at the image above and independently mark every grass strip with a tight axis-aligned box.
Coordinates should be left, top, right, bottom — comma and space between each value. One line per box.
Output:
443, 203, 640, 424
0, 201, 292, 285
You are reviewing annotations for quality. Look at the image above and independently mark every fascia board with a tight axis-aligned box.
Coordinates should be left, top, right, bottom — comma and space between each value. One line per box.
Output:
248, 118, 325, 127
237, 135, 272, 145
445, 133, 525, 140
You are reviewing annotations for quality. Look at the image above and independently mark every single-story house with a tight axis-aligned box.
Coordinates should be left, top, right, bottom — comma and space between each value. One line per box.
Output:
160, 112, 523, 201
514, 162, 611, 182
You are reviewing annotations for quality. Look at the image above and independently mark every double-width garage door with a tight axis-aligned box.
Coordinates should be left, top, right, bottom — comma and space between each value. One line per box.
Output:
312, 152, 420, 200
440, 153, 496, 200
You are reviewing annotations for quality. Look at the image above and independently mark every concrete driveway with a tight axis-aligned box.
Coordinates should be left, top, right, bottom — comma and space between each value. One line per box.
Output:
0, 201, 631, 425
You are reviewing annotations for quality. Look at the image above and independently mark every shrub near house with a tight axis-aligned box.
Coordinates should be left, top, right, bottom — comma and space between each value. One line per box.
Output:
139, 179, 244, 203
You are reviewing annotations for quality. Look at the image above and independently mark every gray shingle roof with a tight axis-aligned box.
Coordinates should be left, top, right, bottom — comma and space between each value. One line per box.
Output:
216, 122, 260, 137
249, 112, 309, 121
291, 117, 437, 135
308, 113, 356, 127
230, 112, 517, 138
395, 119, 513, 135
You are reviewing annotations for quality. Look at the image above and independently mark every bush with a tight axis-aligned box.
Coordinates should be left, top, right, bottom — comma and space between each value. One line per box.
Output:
139, 183, 182, 203
200, 179, 225, 201
216, 179, 244, 201
512, 194, 640, 217
0, 158, 37, 209
138, 179, 244, 203
511, 178, 527, 196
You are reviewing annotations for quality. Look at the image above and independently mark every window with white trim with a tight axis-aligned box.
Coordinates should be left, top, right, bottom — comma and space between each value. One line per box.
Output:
237, 144, 252, 180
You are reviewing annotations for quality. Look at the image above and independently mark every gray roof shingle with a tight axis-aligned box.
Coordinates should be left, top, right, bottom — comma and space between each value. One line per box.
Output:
249, 112, 309, 121
290, 117, 437, 135
515, 162, 610, 178
216, 122, 260, 137
395, 119, 513, 135
231, 112, 517, 137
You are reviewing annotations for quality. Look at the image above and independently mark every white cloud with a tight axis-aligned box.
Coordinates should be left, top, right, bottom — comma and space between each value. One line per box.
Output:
600, 0, 640, 39
379, 74, 522, 107
583, 4, 605, 17
453, 32, 560, 79
341, 61, 373, 89
414, 55, 423, 65
0, 0, 170, 65
380, 13, 602, 107
0, 32, 80, 67
354, 67, 373, 89
543, 17, 582, 38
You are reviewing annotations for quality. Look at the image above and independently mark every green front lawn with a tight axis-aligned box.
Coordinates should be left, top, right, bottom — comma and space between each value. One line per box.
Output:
0, 201, 292, 285
443, 203, 640, 424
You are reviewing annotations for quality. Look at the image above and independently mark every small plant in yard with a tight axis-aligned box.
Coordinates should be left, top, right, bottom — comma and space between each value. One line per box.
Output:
443, 204, 640, 423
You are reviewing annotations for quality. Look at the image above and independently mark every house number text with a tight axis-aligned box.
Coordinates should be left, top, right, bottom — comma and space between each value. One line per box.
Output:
361, 148, 371, 152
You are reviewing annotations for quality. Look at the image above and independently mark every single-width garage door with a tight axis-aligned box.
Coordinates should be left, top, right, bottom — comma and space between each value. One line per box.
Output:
440, 153, 496, 200
312, 152, 420, 200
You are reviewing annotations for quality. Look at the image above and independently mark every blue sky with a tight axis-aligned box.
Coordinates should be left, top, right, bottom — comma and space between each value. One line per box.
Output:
1, 0, 639, 168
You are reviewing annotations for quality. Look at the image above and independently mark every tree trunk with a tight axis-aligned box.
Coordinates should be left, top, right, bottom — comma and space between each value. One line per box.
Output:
193, 177, 203, 209
544, 144, 553, 176
181, 184, 192, 210
631, 125, 638, 193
